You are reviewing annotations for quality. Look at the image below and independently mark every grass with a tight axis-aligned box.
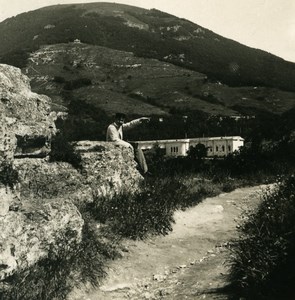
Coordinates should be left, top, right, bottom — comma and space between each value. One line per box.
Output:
227, 175, 295, 300
88, 174, 237, 240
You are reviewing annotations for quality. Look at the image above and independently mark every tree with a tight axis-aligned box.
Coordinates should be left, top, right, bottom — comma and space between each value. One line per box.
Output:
187, 143, 207, 160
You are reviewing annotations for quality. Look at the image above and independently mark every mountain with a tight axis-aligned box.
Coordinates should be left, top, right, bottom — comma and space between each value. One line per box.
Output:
1, 2, 295, 91
0, 2, 295, 140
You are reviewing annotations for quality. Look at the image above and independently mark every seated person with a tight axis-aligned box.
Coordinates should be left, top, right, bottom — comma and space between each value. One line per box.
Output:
106, 113, 150, 174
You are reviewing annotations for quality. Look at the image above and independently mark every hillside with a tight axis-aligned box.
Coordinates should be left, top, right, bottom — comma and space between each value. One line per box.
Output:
0, 2, 295, 93
1, 2, 295, 142
25, 42, 295, 118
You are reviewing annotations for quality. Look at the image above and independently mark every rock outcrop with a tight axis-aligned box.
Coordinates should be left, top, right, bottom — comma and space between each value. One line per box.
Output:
0, 193, 83, 280
0, 64, 143, 282
0, 64, 56, 158
74, 141, 143, 198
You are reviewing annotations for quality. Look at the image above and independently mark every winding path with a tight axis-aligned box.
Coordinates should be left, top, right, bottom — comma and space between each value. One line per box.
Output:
69, 185, 267, 300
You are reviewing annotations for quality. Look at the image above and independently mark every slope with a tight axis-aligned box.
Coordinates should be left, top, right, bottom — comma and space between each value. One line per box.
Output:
0, 2, 295, 93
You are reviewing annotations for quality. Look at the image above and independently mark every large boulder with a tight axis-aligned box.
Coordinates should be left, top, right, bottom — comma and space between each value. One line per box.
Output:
14, 158, 93, 205
74, 141, 143, 198
0, 195, 83, 280
0, 64, 56, 158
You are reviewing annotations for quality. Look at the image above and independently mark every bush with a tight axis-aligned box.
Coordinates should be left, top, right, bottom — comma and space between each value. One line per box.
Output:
227, 175, 295, 300
63, 78, 92, 90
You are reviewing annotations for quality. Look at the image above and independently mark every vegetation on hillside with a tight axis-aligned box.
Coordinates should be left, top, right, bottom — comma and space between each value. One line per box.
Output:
227, 175, 295, 300
1, 3, 295, 92
17, 41, 295, 124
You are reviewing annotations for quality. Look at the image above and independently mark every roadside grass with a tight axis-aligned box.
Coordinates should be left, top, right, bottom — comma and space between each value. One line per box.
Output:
227, 175, 295, 300
88, 173, 242, 240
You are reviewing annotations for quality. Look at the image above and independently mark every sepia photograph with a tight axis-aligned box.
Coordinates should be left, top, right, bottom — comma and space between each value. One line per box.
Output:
0, 1, 295, 299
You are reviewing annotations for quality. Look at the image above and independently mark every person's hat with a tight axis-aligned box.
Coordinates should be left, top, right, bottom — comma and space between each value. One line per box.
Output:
115, 112, 126, 119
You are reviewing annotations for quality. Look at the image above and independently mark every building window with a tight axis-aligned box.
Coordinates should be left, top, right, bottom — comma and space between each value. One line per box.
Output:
228, 145, 231, 152
222, 145, 225, 152
216, 146, 219, 152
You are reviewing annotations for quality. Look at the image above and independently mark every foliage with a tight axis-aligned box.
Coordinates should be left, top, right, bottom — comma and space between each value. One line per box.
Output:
89, 179, 176, 239
63, 78, 92, 90
227, 175, 295, 300
187, 144, 207, 160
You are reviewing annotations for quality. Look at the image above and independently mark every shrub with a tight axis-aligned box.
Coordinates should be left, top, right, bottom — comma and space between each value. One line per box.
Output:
63, 78, 92, 90
53, 76, 66, 83
227, 175, 295, 300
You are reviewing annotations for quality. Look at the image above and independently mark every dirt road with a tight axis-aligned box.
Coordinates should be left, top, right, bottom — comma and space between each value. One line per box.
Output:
69, 185, 266, 300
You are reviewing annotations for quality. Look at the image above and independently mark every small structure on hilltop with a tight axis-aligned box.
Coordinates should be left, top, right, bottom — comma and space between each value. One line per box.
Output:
134, 136, 244, 157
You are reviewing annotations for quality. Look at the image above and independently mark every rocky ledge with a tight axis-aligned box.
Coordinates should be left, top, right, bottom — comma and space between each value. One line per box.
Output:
0, 64, 143, 282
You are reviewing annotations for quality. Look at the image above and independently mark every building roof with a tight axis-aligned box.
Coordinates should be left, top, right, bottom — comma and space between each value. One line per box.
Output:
190, 136, 245, 142
134, 136, 244, 144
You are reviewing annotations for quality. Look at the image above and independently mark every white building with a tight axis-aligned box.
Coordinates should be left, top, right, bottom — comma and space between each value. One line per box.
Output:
189, 136, 244, 157
135, 136, 244, 157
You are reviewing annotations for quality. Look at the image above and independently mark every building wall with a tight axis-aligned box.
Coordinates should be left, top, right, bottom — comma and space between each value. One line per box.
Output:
136, 137, 244, 158
190, 137, 244, 157
165, 141, 190, 156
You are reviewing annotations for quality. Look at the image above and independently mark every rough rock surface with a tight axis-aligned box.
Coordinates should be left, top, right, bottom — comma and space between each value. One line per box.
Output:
74, 141, 143, 198
0, 64, 143, 284
0, 196, 83, 280
0, 117, 17, 166
14, 158, 93, 205
0, 64, 56, 158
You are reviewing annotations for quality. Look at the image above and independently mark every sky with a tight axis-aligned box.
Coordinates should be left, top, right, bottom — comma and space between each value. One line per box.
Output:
0, 0, 294, 62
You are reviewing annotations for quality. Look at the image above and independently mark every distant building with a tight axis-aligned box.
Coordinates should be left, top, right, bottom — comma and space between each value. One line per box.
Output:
134, 136, 244, 157
74, 39, 81, 44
